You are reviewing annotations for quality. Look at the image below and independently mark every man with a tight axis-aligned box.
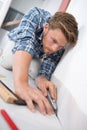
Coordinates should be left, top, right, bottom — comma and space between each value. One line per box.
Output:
8, 7, 78, 115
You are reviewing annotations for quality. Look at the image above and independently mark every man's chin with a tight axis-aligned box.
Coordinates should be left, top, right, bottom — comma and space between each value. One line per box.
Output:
44, 51, 53, 54
43, 48, 54, 54
44, 50, 50, 54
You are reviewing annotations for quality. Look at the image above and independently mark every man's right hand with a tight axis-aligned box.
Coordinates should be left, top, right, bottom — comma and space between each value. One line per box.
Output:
13, 51, 54, 115
15, 84, 54, 115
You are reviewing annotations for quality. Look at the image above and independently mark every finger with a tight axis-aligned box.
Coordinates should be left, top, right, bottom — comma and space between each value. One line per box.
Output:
42, 84, 48, 96
26, 99, 36, 112
36, 99, 46, 115
31, 89, 46, 115
43, 97, 54, 115
33, 90, 53, 115
38, 84, 48, 97
49, 83, 57, 100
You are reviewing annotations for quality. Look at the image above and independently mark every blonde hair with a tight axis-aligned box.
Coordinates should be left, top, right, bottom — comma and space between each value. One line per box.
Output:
48, 12, 78, 46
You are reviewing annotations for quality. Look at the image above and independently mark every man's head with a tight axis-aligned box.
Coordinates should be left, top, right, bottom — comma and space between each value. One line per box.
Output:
42, 12, 78, 54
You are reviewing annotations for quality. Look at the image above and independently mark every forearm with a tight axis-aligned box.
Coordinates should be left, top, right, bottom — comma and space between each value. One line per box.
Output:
13, 50, 32, 92
12, 51, 54, 115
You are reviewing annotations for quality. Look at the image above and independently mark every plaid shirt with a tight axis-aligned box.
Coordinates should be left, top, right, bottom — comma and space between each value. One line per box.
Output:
8, 7, 65, 80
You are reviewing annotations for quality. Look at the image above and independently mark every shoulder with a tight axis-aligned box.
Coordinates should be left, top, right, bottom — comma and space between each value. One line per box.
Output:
25, 7, 51, 20
22, 7, 52, 28
29, 7, 51, 16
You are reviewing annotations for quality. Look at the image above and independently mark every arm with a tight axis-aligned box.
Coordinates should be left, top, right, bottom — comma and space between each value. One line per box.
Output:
13, 51, 32, 95
36, 49, 65, 100
13, 51, 54, 115
35, 59, 57, 100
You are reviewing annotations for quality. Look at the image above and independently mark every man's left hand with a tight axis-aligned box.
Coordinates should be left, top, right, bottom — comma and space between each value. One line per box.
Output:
35, 76, 57, 100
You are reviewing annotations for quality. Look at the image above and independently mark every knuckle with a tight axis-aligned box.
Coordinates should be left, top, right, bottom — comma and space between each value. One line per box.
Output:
35, 95, 40, 102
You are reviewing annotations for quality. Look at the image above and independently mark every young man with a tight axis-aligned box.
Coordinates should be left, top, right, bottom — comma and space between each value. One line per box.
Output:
8, 7, 78, 115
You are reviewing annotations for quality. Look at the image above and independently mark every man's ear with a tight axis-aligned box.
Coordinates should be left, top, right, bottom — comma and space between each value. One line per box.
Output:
43, 23, 49, 34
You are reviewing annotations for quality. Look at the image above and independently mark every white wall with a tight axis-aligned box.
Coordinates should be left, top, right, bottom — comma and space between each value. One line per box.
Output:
11, 0, 46, 14
0, 0, 12, 26
52, 0, 87, 115
11, 0, 62, 15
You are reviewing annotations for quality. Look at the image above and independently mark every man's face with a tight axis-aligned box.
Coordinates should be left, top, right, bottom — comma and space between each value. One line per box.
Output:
42, 23, 68, 54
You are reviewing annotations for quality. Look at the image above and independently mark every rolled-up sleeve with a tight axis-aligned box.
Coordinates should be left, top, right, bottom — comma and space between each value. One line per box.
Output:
37, 48, 65, 80
8, 7, 42, 56
37, 59, 55, 80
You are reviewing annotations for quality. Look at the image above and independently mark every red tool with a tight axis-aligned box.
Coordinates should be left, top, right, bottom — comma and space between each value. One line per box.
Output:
0, 109, 19, 130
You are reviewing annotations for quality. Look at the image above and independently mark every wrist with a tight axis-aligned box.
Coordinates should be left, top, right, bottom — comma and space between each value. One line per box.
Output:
36, 76, 47, 82
14, 80, 29, 93
35, 76, 48, 89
